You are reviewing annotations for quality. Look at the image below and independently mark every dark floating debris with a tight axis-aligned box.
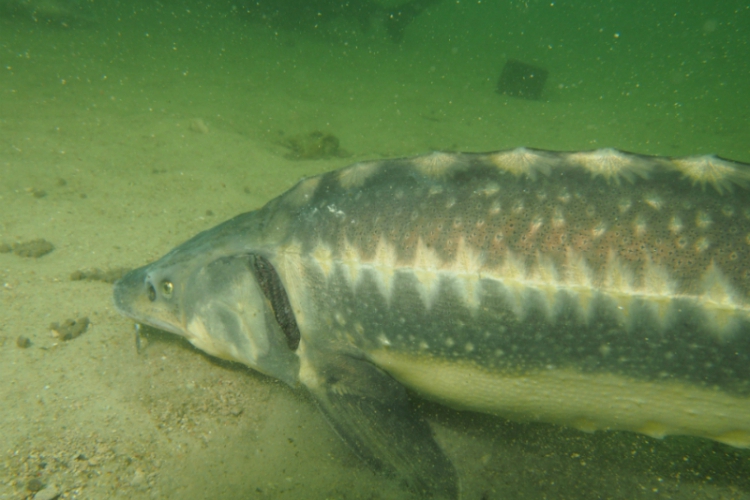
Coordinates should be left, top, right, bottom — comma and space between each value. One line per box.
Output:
50, 317, 89, 341
496, 59, 549, 100
70, 267, 131, 284
0, 239, 55, 258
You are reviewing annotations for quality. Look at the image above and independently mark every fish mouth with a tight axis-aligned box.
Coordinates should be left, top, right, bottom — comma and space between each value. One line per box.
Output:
125, 314, 185, 337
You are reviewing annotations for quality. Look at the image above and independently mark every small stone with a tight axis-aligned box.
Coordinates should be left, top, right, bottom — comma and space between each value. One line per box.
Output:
26, 478, 44, 492
16, 336, 31, 348
131, 468, 147, 488
33, 486, 60, 500
50, 317, 90, 341
69, 267, 130, 284
283, 130, 343, 160
12, 239, 54, 258
189, 118, 209, 134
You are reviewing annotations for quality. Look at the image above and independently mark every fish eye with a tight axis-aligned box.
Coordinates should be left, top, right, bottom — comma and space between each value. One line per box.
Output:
147, 283, 156, 302
161, 280, 174, 297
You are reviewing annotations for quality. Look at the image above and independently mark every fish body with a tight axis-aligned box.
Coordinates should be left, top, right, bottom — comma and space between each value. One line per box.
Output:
114, 148, 750, 498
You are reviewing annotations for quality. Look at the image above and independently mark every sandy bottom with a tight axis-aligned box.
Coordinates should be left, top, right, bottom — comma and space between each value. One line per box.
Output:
1, 1, 749, 498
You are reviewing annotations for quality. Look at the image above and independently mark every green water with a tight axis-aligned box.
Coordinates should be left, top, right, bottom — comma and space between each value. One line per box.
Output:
1, 0, 748, 498
4, 0, 749, 160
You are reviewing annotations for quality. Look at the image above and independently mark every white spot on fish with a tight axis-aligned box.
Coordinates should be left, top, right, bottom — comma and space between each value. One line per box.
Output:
592, 221, 607, 239
670, 154, 750, 194
669, 216, 683, 234
414, 151, 462, 177
487, 147, 555, 179
695, 237, 710, 253
644, 193, 663, 210
327, 204, 345, 217
475, 183, 500, 196
566, 148, 652, 184
696, 210, 713, 229
489, 200, 501, 215
428, 185, 444, 196
618, 198, 632, 213
633, 215, 647, 237
335, 312, 346, 326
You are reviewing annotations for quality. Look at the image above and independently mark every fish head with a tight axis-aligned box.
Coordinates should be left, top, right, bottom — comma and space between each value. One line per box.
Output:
114, 249, 300, 387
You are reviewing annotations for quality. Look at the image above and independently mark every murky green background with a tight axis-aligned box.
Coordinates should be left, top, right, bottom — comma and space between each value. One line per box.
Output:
1, 0, 749, 498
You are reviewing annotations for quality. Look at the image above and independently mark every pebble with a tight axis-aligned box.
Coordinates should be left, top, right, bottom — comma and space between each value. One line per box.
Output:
131, 468, 147, 488
189, 118, 209, 134
6, 239, 55, 258
69, 267, 130, 284
33, 486, 61, 500
26, 478, 44, 492
49, 317, 90, 341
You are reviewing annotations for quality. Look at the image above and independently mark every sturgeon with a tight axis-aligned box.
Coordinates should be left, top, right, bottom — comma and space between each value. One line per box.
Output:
114, 148, 750, 498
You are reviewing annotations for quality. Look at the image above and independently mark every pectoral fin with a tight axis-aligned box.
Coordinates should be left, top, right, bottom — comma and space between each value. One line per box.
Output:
301, 348, 458, 499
